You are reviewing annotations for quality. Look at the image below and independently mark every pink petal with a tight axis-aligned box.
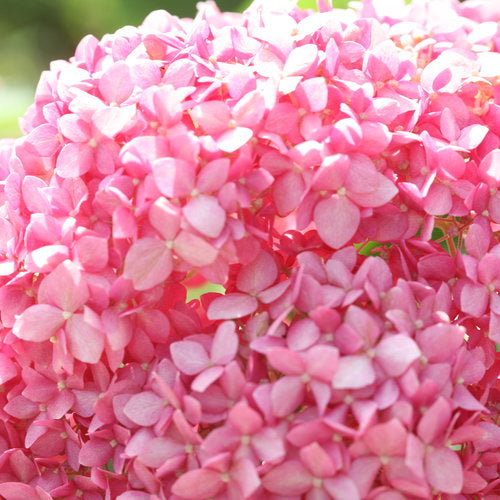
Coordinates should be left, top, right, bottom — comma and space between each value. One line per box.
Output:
123, 391, 165, 426
170, 340, 209, 375
173, 230, 218, 267
0, 482, 39, 500
56, 142, 94, 178
237, 250, 278, 295
13, 304, 65, 342
66, 313, 104, 364
267, 347, 306, 375
152, 158, 195, 198
207, 293, 258, 320
39, 259, 89, 312
375, 335, 420, 377
230, 459, 261, 498
418, 324, 465, 362
99, 61, 134, 104
229, 403, 263, 435
26, 124, 60, 156
271, 376, 305, 417
123, 238, 172, 291
262, 460, 312, 495
283, 44, 318, 77
417, 397, 451, 444
171, 468, 224, 499
191, 101, 231, 135
211, 321, 238, 365
304, 345, 339, 382
191, 366, 224, 392
216, 126, 253, 153
148, 197, 181, 241
0, 353, 17, 384
423, 184, 452, 216
363, 419, 407, 457
300, 442, 336, 477
425, 447, 463, 494
324, 475, 360, 500
332, 355, 375, 389
92, 106, 134, 138
314, 195, 360, 249
79, 438, 112, 467
183, 195, 226, 238
4, 395, 38, 419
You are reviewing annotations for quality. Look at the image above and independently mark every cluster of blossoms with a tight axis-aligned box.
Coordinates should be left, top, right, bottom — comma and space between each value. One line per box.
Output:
0, 0, 499, 497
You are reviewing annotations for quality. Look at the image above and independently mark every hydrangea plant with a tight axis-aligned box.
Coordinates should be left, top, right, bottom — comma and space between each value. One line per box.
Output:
0, 0, 499, 498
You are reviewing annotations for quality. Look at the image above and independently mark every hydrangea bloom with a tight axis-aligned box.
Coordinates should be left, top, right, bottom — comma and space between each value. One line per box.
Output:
0, 0, 499, 498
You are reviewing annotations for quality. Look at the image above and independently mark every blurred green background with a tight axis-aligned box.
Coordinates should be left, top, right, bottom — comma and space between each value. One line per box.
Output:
0, 0, 332, 138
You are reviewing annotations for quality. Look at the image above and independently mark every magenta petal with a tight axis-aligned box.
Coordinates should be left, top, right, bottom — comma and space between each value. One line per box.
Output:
123, 391, 165, 426
207, 293, 258, 320
171, 468, 224, 499
170, 340, 209, 375
425, 447, 463, 494
183, 195, 226, 238
314, 195, 360, 249
262, 460, 312, 495
66, 314, 103, 364
123, 238, 172, 291
13, 304, 64, 342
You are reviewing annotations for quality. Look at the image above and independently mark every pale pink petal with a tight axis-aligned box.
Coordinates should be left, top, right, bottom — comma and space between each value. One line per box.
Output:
123, 238, 172, 291
324, 474, 360, 500
99, 61, 134, 104
207, 293, 258, 320
211, 321, 238, 365
332, 355, 375, 389
26, 124, 60, 156
13, 304, 65, 342
170, 340, 209, 375
173, 230, 218, 267
283, 44, 318, 77
217, 127, 253, 153
425, 447, 463, 494
237, 250, 278, 295
183, 195, 226, 238
262, 460, 312, 495
152, 157, 195, 198
314, 195, 360, 249
66, 313, 104, 364
196, 158, 230, 193
92, 106, 134, 138
458, 124, 488, 150
123, 391, 165, 426
191, 366, 224, 392
191, 101, 231, 135
375, 335, 420, 377
252, 427, 286, 463
418, 324, 465, 362
171, 468, 224, 499
56, 142, 94, 178
304, 345, 339, 382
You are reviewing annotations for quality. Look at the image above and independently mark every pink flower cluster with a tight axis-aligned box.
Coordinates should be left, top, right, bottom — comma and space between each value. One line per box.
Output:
0, 0, 499, 498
